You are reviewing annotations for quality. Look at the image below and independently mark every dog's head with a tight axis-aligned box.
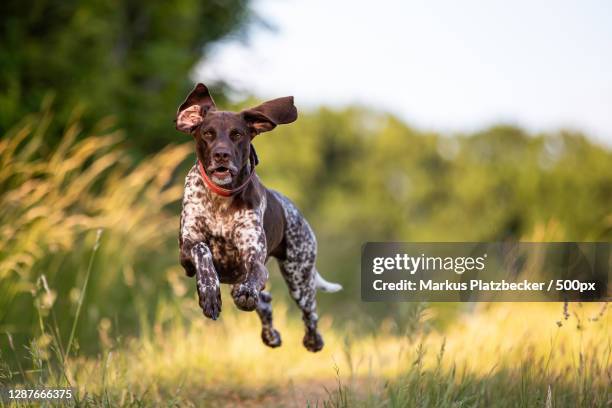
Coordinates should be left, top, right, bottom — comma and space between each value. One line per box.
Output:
176, 83, 297, 187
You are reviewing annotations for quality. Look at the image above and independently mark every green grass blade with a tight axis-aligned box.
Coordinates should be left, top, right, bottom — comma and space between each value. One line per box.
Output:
66, 229, 102, 358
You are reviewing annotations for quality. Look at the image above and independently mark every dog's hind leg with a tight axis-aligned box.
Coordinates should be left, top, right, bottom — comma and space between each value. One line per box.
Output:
256, 291, 281, 348
278, 256, 323, 352
271, 191, 334, 352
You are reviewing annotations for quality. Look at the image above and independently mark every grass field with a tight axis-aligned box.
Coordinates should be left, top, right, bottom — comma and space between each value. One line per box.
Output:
1, 115, 610, 407
1, 295, 609, 407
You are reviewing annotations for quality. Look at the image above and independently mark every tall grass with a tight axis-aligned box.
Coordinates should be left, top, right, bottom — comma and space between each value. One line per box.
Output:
1, 290, 609, 406
322, 303, 610, 407
0, 110, 610, 406
0, 107, 192, 357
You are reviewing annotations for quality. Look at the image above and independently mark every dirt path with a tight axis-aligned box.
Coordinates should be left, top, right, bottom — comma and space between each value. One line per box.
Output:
199, 379, 338, 408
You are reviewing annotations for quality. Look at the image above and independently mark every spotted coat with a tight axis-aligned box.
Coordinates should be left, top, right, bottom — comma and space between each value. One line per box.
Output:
179, 164, 341, 351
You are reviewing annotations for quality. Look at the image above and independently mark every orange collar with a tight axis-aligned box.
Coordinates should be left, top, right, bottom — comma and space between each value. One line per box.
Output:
198, 149, 257, 197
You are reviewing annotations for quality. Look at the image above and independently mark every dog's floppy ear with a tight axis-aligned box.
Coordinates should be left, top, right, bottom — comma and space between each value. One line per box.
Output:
176, 83, 216, 133
241, 96, 297, 135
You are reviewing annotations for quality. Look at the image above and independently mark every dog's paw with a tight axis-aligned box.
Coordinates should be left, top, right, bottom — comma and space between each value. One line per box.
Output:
303, 330, 324, 352
261, 327, 282, 348
198, 285, 222, 320
232, 284, 259, 311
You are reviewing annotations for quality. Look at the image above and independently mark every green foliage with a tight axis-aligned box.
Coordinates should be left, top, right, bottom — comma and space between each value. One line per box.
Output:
1, 105, 610, 356
252, 107, 612, 319
256, 108, 612, 243
0, 0, 254, 153
0, 109, 192, 357
2, 5, 610, 403
0, 104, 610, 406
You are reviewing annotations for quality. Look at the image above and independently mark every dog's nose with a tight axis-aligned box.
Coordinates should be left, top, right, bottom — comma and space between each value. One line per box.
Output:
212, 148, 231, 163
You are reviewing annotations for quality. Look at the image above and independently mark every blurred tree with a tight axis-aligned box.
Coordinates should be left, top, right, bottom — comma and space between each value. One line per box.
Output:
0, 0, 255, 154
253, 107, 612, 321
1, 105, 610, 346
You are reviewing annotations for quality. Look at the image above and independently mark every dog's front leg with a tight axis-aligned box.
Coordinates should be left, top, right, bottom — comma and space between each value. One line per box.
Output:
183, 241, 221, 320
231, 220, 268, 311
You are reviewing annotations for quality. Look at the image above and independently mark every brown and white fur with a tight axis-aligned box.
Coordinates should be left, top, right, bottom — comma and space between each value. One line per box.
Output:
176, 83, 341, 352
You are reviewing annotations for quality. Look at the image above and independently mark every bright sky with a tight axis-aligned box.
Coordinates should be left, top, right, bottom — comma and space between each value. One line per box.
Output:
197, 0, 612, 146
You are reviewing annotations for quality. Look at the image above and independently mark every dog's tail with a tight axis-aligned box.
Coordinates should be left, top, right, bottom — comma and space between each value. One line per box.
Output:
315, 270, 342, 293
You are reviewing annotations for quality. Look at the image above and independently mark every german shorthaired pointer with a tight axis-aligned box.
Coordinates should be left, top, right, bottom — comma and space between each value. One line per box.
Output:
176, 83, 342, 352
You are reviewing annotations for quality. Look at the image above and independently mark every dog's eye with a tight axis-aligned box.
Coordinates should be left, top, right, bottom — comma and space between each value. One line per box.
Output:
230, 131, 242, 141
201, 131, 214, 140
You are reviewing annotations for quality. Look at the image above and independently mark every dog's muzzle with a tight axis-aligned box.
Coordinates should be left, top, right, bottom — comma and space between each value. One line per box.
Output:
209, 165, 234, 185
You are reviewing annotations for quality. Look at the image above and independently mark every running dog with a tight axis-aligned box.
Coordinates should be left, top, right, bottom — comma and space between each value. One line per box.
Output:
175, 83, 342, 352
